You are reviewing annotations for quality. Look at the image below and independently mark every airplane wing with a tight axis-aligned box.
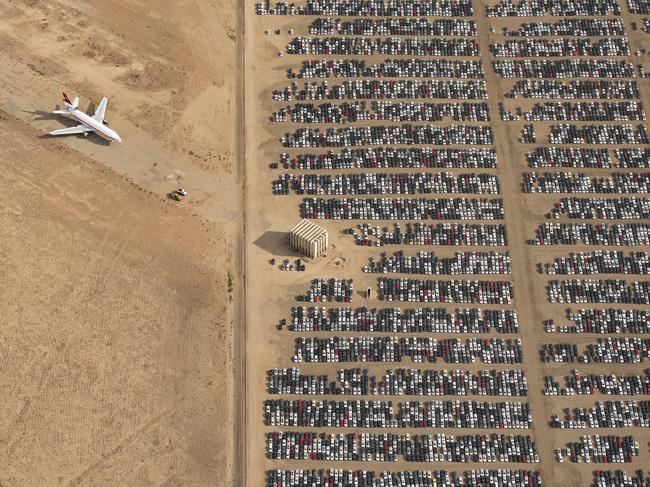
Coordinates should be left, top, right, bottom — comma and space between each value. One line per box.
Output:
49, 124, 92, 136
92, 97, 108, 122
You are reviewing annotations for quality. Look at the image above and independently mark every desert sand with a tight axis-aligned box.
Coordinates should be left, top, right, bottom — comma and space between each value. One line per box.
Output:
0, 0, 239, 485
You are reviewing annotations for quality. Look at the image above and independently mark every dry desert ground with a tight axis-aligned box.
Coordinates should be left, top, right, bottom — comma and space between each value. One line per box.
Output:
0, 0, 240, 485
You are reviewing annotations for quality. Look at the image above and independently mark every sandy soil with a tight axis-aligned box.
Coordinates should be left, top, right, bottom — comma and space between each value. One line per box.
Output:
0, 0, 238, 485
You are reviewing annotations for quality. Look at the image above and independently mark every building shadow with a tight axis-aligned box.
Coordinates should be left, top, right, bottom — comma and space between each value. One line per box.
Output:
253, 231, 301, 257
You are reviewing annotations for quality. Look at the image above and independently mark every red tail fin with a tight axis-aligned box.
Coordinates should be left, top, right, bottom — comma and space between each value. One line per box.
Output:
62, 92, 71, 105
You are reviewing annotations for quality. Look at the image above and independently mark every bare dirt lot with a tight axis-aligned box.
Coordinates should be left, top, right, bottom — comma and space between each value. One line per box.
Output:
0, 0, 238, 485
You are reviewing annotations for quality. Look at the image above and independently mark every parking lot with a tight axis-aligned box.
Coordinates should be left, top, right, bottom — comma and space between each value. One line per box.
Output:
245, 1, 650, 485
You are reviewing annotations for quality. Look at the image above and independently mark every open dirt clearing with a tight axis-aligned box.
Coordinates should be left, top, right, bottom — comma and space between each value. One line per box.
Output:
0, 0, 238, 485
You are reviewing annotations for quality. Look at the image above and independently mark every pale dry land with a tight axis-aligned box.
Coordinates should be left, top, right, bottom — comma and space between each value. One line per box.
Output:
0, 0, 238, 485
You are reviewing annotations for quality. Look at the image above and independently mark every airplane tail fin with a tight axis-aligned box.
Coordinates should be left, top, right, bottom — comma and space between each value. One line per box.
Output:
62, 92, 79, 110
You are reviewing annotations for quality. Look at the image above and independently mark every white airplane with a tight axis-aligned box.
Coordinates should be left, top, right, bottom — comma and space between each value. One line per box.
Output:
50, 92, 121, 142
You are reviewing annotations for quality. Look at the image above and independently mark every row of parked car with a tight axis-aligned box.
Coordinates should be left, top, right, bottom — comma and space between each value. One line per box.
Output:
263, 399, 533, 429
266, 431, 539, 463
503, 18, 625, 37
274, 172, 500, 196
616, 148, 650, 167
298, 278, 353, 303
256, 0, 475, 16
547, 197, 650, 220
377, 278, 513, 304
544, 369, 650, 396
491, 38, 630, 58
555, 435, 639, 464
273, 79, 489, 102
493, 59, 635, 79
520, 101, 645, 122
300, 197, 504, 220
273, 101, 492, 124
547, 279, 650, 304
286, 37, 481, 56
266, 468, 542, 487
292, 337, 523, 364
547, 308, 650, 334
267, 367, 529, 396
277, 147, 498, 170
550, 400, 650, 429
308, 17, 478, 36
506, 79, 639, 100
522, 172, 650, 194
530, 222, 650, 246
548, 123, 649, 145
281, 124, 494, 148
486, 0, 620, 17
629, 0, 650, 14
288, 59, 486, 79
364, 250, 510, 275
347, 222, 508, 247
541, 338, 650, 363
526, 147, 611, 168
288, 306, 519, 333
540, 251, 650, 275
592, 469, 650, 487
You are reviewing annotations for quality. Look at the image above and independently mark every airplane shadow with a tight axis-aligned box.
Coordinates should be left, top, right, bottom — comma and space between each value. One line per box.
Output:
26, 108, 111, 146
21, 109, 62, 121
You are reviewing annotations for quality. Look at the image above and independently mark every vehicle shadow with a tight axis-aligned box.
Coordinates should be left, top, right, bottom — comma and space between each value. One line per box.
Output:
253, 231, 301, 257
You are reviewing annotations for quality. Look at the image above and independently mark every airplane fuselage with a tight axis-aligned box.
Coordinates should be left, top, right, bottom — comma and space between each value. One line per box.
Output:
69, 109, 122, 142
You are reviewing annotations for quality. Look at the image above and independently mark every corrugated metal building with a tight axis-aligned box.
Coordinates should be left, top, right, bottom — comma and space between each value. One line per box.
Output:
289, 220, 328, 259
